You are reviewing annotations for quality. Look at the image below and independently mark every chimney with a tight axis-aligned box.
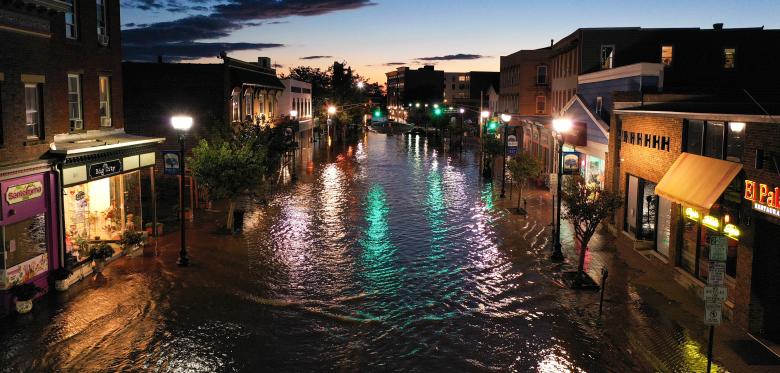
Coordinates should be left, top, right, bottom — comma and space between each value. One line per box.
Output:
551, 39, 554, 47
257, 57, 271, 68
713, 23, 724, 30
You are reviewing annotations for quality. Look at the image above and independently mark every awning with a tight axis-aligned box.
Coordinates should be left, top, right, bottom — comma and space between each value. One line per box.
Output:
655, 152, 742, 212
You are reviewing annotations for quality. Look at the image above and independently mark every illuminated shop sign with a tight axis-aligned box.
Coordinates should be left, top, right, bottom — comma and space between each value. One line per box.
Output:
744, 180, 780, 218
88, 160, 123, 179
684, 207, 741, 240
5, 181, 43, 205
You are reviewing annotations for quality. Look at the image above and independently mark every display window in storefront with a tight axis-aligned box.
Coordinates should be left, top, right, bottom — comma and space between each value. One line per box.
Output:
1, 214, 48, 289
63, 171, 142, 263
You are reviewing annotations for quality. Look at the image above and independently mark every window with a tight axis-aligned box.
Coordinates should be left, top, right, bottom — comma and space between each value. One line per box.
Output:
661, 45, 673, 66
231, 89, 240, 122
67, 74, 83, 131
243, 88, 252, 120
98, 76, 111, 127
24, 84, 42, 139
704, 121, 724, 159
684, 119, 704, 154
65, 0, 77, 39
96, 0, 107, 44
726, 122, 745, 162
723, 48, 736, 69
600, 45, 615, 69
535, 96, 545, 114
595, 96, 603, 115
1, 214, 47, 270
0, 83, 3, 145
536, 65, 547, 85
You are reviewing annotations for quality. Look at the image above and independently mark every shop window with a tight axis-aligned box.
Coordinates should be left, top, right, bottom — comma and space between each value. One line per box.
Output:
99, 76, 111, 127
661, 45, 673, 66
1, 214, 47, 272
726, 122, 745, 162
704, 121, 725, 159
63, 171, 142, 264
684, 119, 704, 154
231, 88, 240, 122
65, 0, 78, 39
68, 74, 83, 131
24, 84, 42, 139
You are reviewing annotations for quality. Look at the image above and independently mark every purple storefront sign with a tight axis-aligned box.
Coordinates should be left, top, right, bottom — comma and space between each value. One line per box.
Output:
0, 171, 60, 314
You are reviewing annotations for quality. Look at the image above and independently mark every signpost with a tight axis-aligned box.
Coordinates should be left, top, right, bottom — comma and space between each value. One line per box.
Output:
162, 151, 181, 175
507, 135, 518, 156
705, 233, 728, 372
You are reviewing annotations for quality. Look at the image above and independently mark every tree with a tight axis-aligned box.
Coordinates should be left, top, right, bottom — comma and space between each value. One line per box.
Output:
506, 152, 542, 212
188, 138, 266, 230
560, 176, 622, 281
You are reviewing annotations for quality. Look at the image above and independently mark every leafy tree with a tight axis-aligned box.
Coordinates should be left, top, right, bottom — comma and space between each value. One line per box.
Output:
188, 138, 266, 230
507, 152, 542, 211
560, 176, 622, 281
483, 135, 503, 156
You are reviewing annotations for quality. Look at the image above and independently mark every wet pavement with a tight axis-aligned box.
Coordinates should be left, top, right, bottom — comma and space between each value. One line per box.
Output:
0, 132, 777, 372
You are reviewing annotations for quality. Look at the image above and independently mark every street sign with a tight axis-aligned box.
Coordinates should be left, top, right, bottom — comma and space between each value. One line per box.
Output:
707, 261, 726, 286
562, 152, 581, 175
162, 151, 180, 175
709, 235, 728, 261
507, 135, 518, 155
704, 286, 728, 303
704, 302, 723, 325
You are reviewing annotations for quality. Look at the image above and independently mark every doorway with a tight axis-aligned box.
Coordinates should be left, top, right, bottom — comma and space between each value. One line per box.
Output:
752, 218, 780, 342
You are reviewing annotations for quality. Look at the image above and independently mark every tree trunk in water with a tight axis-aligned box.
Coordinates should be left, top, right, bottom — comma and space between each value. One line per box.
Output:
517, 184, 523, 210
577, 234, 591, 278
226, 200, 236, 230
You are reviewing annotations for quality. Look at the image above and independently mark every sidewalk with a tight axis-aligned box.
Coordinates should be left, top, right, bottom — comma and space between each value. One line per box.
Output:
494, 184, 780, 373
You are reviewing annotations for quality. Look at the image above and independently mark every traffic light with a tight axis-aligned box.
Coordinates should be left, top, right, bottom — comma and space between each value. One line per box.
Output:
487, 120, 499, 132
374, 108, 382, 118
433, 107, 442, 116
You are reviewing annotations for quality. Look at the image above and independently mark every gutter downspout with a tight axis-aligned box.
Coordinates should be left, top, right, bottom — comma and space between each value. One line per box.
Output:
52, 163, 66, 268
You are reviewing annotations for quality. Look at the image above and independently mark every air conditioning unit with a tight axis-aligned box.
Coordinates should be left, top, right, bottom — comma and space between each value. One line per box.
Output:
70, 119, 83, 131
100, 117, 112, 127
97, 32, 109, 46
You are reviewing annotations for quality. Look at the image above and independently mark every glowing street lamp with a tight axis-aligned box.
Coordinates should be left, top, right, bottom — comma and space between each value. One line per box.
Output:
171, 115, 192, 266
551, 117, 573, 261
327, 106, 337, 115
357, 81, 365, 89
289, 110, 298, 119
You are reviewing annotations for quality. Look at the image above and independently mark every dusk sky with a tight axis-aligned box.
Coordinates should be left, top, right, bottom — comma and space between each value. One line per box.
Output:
121, 0, 780, 85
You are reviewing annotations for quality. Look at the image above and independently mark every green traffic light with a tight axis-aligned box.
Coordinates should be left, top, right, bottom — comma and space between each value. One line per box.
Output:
433, 108, 442, 116
487, 120, 498, 131
374, 110, 381, 117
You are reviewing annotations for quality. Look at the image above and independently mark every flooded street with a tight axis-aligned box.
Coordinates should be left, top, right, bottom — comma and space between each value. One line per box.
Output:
1, 132, 645, 372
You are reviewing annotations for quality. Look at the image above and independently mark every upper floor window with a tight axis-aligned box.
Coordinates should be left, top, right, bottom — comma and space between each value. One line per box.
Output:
600, 45, 615, 69
99, 76, 111, 127
596, 96, 603, 115
67, 74, 83, 131
684, 119, 744, 162
536, 65, 547, 85
535, 96, 546, 114
661, 45, 673, 66
723, 48, 736, 69
65, 0, 78, 39
24, 84, 42, 139
96, 0, 108, 45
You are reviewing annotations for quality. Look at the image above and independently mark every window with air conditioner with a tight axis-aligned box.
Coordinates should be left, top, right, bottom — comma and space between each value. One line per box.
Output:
661, 45, 673, 66
99, 76, 111, 127
68, 74, 83, 131
723, 47, 736, 69
24, 84, 42, 139
96, 0, 108, 45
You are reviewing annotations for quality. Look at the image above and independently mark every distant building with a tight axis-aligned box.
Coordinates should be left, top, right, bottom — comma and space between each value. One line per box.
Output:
487, 85, 499, 116
279, 78, 314, 132
123, 54, 286, 150
386, 65, 445, 118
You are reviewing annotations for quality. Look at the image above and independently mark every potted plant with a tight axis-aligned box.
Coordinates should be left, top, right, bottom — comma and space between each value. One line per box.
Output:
120, 230, 144, 256
90, 243, 115, 273
10, 283, 43, 314
53, 267, 73, 291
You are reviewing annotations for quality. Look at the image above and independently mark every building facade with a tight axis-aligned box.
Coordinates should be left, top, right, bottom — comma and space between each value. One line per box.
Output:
0, 0, 162, 315
609, 94, 780, 342
386, 65, 444, 113
279, 78, 314, 132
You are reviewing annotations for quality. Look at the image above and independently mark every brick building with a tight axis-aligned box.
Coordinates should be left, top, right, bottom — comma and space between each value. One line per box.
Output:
609, 93, 780, 343
1, 0, 162, 315
386, 65, 444, 121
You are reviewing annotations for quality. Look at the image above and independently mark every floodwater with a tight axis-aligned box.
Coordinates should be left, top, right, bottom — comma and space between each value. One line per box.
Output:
1, 132, 643, 372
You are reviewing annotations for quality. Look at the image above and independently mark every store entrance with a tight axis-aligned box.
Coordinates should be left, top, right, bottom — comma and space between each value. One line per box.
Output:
753, 218, 780, 342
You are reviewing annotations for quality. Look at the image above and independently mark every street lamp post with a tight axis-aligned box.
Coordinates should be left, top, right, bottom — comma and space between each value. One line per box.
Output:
551, 118, 572, 261
499, 114, 511, 198
459, 108, 465, 152
327, 105, 336, 143
480, 110, 490, 174
171, 116, 193, 266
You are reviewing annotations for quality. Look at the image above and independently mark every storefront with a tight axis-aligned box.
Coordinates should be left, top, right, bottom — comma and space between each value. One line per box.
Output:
0, 161, 60, 314
50, 130, 163, 272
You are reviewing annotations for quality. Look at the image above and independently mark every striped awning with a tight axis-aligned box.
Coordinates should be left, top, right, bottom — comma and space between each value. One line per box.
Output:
655, 152, 742, 212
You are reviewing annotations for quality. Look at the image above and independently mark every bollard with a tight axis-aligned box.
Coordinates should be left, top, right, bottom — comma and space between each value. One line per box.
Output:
599, 267, 609, 317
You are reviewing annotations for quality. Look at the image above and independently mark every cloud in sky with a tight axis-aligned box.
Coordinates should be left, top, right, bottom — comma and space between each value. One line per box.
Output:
272, 63, 284, 68
383, 62, 406, 66
417, 53, 486, 61
124, 41, 285, 61
123, 0, 376, 61
300, 55, 333, 60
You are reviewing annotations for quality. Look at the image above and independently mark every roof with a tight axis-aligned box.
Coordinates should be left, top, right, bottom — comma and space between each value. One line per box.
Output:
49, 129, 165, 155
615, 91, 780, 119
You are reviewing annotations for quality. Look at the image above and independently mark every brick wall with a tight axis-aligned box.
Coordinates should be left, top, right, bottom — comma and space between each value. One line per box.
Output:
0, 0, 123, 167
